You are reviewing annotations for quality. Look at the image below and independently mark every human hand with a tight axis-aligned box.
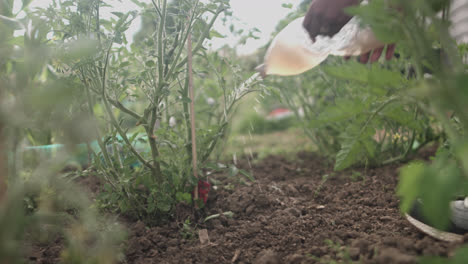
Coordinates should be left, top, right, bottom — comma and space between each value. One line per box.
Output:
303, 0, 397, 64
303, 0, 360, 41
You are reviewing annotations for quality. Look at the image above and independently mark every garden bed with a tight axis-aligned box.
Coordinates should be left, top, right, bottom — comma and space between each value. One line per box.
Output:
28, 147, 464, 264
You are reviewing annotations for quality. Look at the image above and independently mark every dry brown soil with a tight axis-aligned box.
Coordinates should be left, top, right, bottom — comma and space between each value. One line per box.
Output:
28, 148, 467, 264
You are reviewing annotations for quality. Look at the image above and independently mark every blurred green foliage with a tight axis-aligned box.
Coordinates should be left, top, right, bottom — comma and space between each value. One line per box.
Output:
236, 111, 298, 134
267, 0, 468, 260
255, 0, 468, 261
348, 0, 468, 239
0, 0, 126, 263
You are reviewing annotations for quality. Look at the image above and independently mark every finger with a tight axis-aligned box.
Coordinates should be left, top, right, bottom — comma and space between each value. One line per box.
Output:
385, 44, 396, 60
370, 47, 384, 63
302, 15, 321, 41
359, 51, 371, 64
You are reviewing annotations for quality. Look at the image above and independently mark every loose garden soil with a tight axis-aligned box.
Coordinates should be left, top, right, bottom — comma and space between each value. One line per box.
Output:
28, 147, 467, 264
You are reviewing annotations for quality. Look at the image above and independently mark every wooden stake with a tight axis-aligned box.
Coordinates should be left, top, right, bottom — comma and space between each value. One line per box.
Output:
187, 33, 198, 201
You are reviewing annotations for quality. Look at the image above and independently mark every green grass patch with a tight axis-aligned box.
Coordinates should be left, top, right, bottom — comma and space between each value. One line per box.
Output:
222, 128, 316, 161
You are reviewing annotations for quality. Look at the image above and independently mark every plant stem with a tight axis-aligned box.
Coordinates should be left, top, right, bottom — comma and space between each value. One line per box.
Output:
165, 1, 199, 80
107, 98, 142, 120
144, 117, 163, 183
99, 42, 156, 175
140, 0, 167, 183
81, 71, 114, 170
381, 155, 404, 166
182, 72, 193, 160
404, 107, 419, 159
82, 74, 126, 192
187, 33, 199, 201
96, 0, 101, 45
111, 130, 123, 170
103, 91, 155, 171
157, 0, 167, 90
172, 7, 224, 76
86, 141, 93, 165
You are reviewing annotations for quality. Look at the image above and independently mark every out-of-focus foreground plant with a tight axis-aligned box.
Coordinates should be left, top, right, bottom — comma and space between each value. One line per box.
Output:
346, 0, 468, 238
269, 0, 468, 261
264, 0, 468, 261
0, 0, 125, 263
354, 0, 468, 235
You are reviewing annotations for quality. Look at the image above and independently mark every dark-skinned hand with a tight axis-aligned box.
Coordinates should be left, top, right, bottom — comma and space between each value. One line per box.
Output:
303, 0, 396, 64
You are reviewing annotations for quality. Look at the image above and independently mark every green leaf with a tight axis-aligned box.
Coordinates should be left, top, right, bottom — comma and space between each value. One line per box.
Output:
397, 162, 425, 213
398, 152, 464, 230
383, 107, 423, 132
120, 61, 130, 67
228, 165, 239, 177
334, 124, 375, 171
111, 12, 124, 18
8, 35, 24, 46
60, 1, 74, 7
179, 96, 191, 103
145, 60, 155, 67
455, 141, 468, 178
0, 15, 23, 30
114, 12, 135, 33
367, 67, 405, 96
421, 155, 462, 230
362, 135, 377, 157
204, 213, 220, 222
452, 246, 468, 264
147, 195, 155, 213
57, 39, 99, 61
322, 62, 369, 83
205, 162, 224, 171
420, 245, 468, 263
128, 131, 140, 143
20, 0, 33, 11
156, 198, 171, 212
118, 199, 130, 212
239, 169, 254, 181
176, 192, 192, 204
369, 67, 405, 88
130, 0, 145, 7
334, 138, 362, 171
314, 99, 367, 125
204, 211, 234, 222
345, 2, 402, 43
209, 30, 225, 39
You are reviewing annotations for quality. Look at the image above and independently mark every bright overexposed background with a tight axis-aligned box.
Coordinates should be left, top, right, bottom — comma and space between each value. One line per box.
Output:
13, 0, 299, 55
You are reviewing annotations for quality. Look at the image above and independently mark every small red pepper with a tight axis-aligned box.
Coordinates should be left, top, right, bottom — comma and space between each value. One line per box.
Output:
195, 180, 211, 204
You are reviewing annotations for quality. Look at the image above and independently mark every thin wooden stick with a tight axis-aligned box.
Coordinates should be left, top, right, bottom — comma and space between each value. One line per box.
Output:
187, 33, 198, 201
